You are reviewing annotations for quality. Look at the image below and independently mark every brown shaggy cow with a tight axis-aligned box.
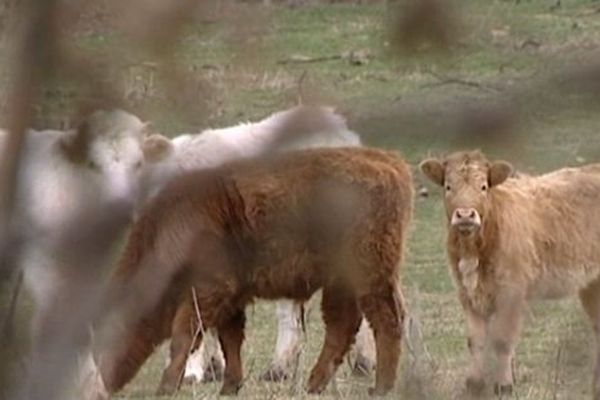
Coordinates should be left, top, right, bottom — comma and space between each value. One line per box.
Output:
98, 147, 413, 396
420, 150, 600, 398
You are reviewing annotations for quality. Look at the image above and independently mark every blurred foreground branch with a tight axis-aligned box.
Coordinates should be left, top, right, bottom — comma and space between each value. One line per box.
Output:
0, 0, 60, 274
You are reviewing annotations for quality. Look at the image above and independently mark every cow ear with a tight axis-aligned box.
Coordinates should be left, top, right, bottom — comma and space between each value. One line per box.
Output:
489, 161, 512, 187
142, 134, 173, 162
141, 122, 156, 137
419, 158, 444, 186
60, 119, 91, 164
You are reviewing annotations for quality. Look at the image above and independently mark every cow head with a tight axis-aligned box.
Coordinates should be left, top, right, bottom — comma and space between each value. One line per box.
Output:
420, 151, 512, 235
141, 133, 173, 163
60, 110, 159, 209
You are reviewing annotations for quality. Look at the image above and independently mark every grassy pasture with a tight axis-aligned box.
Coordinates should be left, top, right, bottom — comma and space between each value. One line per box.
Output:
114, 1, 600, 399
7, 0, 600, 399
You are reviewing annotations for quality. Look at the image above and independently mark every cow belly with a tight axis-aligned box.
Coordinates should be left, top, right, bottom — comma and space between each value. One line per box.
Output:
250, 256, 322, 300
252, 270, 321, 300
529, 265, 600, 299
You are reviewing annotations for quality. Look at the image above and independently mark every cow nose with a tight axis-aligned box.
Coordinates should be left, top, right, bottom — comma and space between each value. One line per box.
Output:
455, 208, 475, 220
451, 208, 481, 231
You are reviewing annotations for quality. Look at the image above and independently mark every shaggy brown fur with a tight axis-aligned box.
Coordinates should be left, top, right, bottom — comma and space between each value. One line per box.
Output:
421, 150, 600, 398
99, 147, 413, 396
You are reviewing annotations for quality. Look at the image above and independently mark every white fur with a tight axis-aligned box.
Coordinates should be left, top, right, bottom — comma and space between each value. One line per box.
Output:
76, 350, 109, 400
144, 106, 361, 195
7, 110, 150, 399
14, 111, 148, 305
458, 257, 480, 299
272, 300, 304, 373
182, 328, 223, 382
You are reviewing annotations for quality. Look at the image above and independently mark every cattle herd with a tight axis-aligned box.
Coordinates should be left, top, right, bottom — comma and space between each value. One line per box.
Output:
6, 105, 600, 399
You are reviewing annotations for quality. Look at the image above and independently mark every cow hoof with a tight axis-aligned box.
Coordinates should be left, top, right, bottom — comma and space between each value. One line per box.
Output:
307, 372, 329, 394
260, 366, 289, 382
367, 385, 392, 396
494, 383, 513, 396
219, 383, 241, 396
306, 383, 325, 394
351, 355, 374, 377
306, 379, 327, 394
465, 376, 485, 395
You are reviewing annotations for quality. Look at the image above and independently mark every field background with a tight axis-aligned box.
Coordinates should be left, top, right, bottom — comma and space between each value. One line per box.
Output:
5, 0, 600, 399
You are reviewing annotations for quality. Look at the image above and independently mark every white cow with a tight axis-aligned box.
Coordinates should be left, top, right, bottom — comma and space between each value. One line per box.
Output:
7, 110, 154, 400
142, 106, 376, 383
141, 105, 361, 194
16, 111, 150, 306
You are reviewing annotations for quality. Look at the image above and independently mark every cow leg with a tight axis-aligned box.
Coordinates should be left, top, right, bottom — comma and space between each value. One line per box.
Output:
157, 301, 200, 395
261, 299, 304, 382
579, 278, 600, 400
359, 282, 404, 396
203, 329, 226, 382
218, 309, 246, 395
487, 288, 526, 395
461, 301, 487, 394
182, 328, 224, 384
307, 286, 362, 394
181, 342, 206, 384
352, 318, 376, 376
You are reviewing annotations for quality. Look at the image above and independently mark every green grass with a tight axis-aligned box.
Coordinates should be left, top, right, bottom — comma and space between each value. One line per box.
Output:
9, 0, 600, 398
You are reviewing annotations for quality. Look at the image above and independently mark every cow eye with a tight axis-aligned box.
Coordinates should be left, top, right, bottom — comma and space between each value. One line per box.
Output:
481, 184, 488, 191
445, 184, 451, 192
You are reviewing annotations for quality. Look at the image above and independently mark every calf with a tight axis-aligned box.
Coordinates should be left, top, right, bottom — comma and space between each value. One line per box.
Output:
17, 110, 151, 309
420, 150, 600, 397
141, 105, 362, 194
98, 147, 413, 396
9, 110, 154, 400
142, 105, 375, 382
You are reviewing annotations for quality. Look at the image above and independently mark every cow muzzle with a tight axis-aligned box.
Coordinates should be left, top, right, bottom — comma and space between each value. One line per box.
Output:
451, 208, 481, 234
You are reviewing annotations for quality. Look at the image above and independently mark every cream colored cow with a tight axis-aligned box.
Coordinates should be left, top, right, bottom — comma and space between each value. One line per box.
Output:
421, 150, 600, 398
